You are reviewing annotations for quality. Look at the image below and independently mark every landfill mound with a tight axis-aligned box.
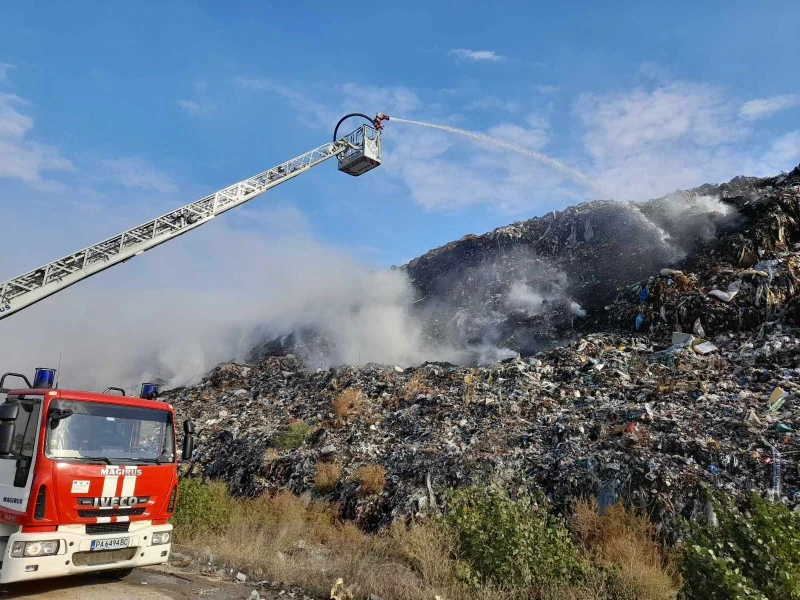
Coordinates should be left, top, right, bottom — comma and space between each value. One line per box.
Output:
168, 165, 800, 535
251, 167, 799, 364
404, 168, 800, 357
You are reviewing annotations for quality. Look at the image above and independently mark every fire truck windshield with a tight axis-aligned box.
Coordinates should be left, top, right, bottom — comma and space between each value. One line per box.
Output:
45, 400, 175, 464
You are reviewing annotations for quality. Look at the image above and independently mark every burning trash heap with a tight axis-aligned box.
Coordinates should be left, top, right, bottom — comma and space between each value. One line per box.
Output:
166, 165, 800, 536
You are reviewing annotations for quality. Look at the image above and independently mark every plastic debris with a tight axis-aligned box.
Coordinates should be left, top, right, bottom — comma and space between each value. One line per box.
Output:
166, 166, 800, 542
693, 318, 705, 339
672, 332, 695, 346
330, 578, 354, 600
693, 341, 718, 355
708, 280, 741, 303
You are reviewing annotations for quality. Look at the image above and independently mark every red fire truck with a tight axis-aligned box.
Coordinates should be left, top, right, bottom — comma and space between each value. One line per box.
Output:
0, 368, 195, 583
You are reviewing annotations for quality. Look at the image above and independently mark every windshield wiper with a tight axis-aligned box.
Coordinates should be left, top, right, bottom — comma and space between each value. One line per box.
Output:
61, 456, 112, 465
132, 457, 169, 465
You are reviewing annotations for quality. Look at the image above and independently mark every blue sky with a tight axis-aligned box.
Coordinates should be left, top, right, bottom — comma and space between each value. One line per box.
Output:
1, 1, 799, 386
1, 1, 799, 272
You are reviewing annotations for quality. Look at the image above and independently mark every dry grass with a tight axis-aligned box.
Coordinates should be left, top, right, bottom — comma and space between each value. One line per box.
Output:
332, 387, 362, 421
314, 461, 342, 494
404, 371, 427, 401
627, 350, 648, 377
272, 421, 314, 449
176, 489, 488, 600
354, 464, 386, 495
175, 484, 681, 600
461, 381, 478, 404
572, 499, 680, 600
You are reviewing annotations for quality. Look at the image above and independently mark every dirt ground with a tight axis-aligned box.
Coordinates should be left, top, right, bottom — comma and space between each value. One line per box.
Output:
0, 565, 282, 600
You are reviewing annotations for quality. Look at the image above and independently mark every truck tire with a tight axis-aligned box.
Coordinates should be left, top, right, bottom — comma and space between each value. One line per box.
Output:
98, 567, 135, 579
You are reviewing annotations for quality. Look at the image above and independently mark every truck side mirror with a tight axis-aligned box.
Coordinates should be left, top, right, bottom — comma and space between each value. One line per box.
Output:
0, 403, 20, 456
181, 420, 196, 461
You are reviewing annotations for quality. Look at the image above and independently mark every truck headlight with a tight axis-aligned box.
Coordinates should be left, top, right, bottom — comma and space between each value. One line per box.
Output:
151, 532, 171, 545
10, 540, 60, 558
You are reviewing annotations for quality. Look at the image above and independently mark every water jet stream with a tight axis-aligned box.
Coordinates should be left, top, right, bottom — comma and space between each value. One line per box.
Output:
392, 117, 607, 195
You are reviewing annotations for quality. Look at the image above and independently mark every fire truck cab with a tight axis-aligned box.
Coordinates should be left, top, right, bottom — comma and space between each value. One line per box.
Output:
0, 369, 195, 583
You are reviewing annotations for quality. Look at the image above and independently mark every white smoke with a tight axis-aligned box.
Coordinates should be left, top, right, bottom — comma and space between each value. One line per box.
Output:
506, 272, 585, 319
0, 215, 451, 393
569, 301, 587, 317
0, 188, 735, 396
507, 282, 546, 316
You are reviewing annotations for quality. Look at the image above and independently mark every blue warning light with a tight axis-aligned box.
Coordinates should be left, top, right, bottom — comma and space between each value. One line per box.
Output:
141, 383, 160, 399
33, 368, 56, 389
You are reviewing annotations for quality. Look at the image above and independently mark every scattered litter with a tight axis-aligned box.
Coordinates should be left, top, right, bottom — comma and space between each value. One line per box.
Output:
693, 341, 718, 355
166, 167, 800, 542
708, 280, 741, 303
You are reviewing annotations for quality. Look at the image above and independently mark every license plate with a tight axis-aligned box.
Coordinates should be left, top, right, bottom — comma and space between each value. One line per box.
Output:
90, 537, 130, 551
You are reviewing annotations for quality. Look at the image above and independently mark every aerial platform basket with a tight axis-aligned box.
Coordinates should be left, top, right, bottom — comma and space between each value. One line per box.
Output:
337, 124, 382, 176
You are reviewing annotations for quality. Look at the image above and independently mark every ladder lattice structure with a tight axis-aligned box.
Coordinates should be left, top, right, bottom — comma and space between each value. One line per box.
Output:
0, 125, 381, 320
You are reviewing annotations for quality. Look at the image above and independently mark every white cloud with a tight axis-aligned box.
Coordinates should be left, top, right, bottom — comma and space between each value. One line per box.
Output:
384, 123, 585, 213
0, 93, 33, 138
449, 49, 505, 62
176, 99, 211, 116
535, 85, 560, 95
339, 83, 421, 117
740, 94, 800, 120
578, 82, 743, 157
237, 74, 800, 212
0, 93, 72, 185
487, 114, 550, 151
100, 157, 178, 193
575, 81, 753, 199
240, 79, 591, 212
0, 63, 14, 81
748, 130, 800, 175
575, 81, 800, 200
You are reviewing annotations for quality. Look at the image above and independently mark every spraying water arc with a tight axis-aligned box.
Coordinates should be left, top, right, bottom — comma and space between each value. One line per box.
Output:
391, 117, 607, 195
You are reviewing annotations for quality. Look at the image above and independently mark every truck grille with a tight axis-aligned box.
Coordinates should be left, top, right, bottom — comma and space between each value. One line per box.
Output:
86, 523, 130, 535
79, 507, 145, 518
72, 547, 137, 566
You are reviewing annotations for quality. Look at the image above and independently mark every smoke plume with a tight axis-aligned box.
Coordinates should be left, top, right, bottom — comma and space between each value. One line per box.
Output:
0, 216, 443, 393
0, 189, 739, 394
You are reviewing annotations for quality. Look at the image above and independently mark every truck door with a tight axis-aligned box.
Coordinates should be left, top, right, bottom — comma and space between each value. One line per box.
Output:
0, 397, 42, 517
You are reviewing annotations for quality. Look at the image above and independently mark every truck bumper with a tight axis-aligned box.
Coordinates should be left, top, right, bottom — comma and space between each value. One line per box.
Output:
0, 522, 173, 584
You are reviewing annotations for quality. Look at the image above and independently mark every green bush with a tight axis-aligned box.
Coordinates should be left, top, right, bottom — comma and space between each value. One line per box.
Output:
272, 421, 314, 449
442, 485, 585, 591
680, 493, 800, 600
172, 478, 232, 538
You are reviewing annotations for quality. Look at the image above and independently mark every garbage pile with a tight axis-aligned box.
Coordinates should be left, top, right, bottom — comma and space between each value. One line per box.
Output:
167, 324, 800, 538
597, 169, 800, 341
167, 166, 800, 537
401, 166, 800, 357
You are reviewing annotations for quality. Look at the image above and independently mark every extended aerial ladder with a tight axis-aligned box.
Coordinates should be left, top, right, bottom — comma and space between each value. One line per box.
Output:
0, 112, 390, 321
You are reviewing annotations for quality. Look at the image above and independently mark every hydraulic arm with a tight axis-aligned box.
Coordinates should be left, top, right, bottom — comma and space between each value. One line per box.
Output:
0, 115, 388, 321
